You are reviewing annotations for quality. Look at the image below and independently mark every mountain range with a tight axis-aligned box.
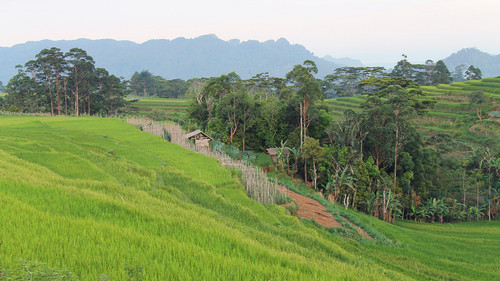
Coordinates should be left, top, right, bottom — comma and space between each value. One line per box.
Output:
0, 35, 348, 83
1, 36, 498, 84
443, 48, 500, 78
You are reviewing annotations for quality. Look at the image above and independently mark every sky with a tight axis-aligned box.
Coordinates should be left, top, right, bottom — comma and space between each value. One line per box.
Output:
2, 0, 500, 65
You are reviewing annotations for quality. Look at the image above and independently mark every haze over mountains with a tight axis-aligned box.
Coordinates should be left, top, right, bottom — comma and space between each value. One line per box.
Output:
0, 35, 498, 84
443, 48, 500, 79
0, 35, 345, 83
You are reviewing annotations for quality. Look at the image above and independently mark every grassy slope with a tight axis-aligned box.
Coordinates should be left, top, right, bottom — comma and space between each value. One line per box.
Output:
0, 116, 398, 280
0, 116, 498, 280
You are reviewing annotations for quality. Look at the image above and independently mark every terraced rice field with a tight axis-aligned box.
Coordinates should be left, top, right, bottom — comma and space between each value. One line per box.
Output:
123, 97, 188, 119
325, 78, 500, 149
0, 115, 498, 280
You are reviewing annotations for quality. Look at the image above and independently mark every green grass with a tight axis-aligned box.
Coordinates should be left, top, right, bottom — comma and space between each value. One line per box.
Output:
123, 98, 189, 121
0, 115, 498, 280
0, 92, 6, 97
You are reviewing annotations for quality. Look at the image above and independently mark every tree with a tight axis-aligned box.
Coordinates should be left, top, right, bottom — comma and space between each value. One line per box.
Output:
5, 69, 40, 112
430, 60, 452, 85
480, 148, 498, 221
452, 64, 468, 82
465, 65, 482, 80
130, 70, 155, 96
469, 91, 485, 120
391, 54, 413, 79
323, 67, 386, 97
360, 77, 425, 209
95, 69, 128, 115
285, 61, 322, 182
239, 91, 256, 151
66, 48, 95, 116
246, 72, 285, 99
303, 137, 324, 190
5, 47, 127, 116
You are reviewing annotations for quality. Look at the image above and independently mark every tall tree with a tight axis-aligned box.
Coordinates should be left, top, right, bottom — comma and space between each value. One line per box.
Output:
391, 54, 413, 79
285, 60, 322, 182
66, 48, 95, 116
303, 137, 325, 190
130, 70, 155, 96
452, 64, 468, 82
465, 65, 482, 80
430, 60, 452, 85
360, 77, 424, 189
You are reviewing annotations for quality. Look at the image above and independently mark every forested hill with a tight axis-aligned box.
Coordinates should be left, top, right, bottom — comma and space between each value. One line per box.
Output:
443, 48, 500, 78
0, 35, 342, 82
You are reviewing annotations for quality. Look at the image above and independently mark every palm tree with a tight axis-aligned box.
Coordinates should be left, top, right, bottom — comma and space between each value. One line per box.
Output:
324, 166, 355, 206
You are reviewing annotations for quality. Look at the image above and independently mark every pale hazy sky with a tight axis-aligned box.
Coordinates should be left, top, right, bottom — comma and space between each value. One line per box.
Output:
2, 0, 499, 65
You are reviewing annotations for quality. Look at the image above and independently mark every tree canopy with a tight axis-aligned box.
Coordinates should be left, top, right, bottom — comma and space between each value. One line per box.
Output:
4, 47, 128, 115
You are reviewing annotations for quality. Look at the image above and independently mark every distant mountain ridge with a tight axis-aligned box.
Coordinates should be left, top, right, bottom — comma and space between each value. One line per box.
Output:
0, 35, 348, 83
443, 48, 500, 78
322, 55, 363, 67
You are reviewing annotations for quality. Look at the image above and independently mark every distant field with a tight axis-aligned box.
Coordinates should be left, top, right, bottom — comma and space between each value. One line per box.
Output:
0, 92, 6, 97
123, 97, 188, 119
0, 115, 498, 280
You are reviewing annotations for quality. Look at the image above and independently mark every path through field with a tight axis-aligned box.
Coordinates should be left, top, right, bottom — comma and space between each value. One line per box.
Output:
278, 186, 341, 228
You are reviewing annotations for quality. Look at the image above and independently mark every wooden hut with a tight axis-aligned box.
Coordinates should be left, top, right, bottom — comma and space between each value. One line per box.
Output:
265, 148, 279, 163
185, 130, 213, 147
266, 148, 290, 164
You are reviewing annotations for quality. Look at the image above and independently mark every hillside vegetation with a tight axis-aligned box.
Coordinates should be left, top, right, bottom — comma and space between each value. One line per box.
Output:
328, 77, 500, 145
0, 116, 499, 280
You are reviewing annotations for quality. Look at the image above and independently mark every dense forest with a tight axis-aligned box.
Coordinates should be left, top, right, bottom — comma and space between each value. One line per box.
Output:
2, 48, 497, 224
185, 59, 498, 224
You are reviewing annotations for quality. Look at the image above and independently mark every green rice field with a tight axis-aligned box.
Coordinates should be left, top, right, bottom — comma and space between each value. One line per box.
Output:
0, 115, 498, 280
326, 77, 500, 150
123, 98, 188, 120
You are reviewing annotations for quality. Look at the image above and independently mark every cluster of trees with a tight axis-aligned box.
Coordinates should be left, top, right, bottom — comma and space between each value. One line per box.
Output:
187, 61, 498, 223
130, 70, 189, 98
3, 48, 128, 115
318, 57, 483, 99
391, 55, 482, 85
322, 66, 386, 97
391, 55, 452, 85
452, 64, 483, 82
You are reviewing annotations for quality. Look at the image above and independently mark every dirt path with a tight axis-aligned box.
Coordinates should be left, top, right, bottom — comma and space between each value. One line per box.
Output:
278, 185, 373, 240
278, 186, 342, 228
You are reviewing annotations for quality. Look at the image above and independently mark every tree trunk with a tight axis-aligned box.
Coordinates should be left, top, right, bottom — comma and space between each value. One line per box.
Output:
312, 161, 317, 190
242, 133, 246, 151
394, 110, 399, 188
394, 127, 398, 188
488, 168, 492, 221
462, 169, 467, 213
75, 71, 79, 116
476, 184, 480, 221
304, 159, 308, 184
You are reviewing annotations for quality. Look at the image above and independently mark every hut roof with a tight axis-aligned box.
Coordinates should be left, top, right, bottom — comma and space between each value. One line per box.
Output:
184, 130, 213, 140
266, 148, 290, 156
266, 148, 278, 156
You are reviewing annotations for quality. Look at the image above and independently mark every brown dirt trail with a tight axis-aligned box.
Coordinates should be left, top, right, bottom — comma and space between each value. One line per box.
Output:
278, 186, 341, 228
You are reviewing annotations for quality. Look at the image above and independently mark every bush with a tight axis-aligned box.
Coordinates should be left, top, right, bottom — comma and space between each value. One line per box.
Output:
7, 105, 20, 112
